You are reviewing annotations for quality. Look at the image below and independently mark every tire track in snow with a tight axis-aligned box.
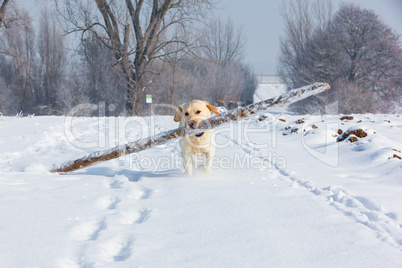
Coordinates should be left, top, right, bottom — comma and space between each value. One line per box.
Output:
224, 130, 402, 252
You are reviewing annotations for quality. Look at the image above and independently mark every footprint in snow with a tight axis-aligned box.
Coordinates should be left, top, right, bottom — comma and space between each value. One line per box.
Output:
136, 209, 151, 224
109, 179, 125, 189
114, 237, 135, 262
95, 195, 121, 210
70, 218, 107, 241
140, 188, 153, 199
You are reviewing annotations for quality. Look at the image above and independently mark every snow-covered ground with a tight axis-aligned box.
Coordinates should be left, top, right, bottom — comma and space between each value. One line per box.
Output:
254, 83, 287, 103
1, 110, 402, 267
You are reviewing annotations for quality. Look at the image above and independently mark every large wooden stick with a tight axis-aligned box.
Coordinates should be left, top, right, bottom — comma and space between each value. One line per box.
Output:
51, 82, 330, 173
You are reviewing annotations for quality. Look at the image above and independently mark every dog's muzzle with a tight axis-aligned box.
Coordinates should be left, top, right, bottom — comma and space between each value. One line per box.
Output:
188, 120, 204, 137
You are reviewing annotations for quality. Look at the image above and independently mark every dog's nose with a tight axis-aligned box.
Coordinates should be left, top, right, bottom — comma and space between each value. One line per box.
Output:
188, 120, 195, 129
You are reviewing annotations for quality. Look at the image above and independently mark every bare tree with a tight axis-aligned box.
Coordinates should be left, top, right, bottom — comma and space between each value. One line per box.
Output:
201, 17, 246, 65
329, 4, 401, 99
56, 59, 91, 114
203, 61, 244, 107
0, 75, 18, 114
278, 1, 402, 114
0, 7, 36, 113
55, 0, 214, 115
146, 55, 256, 114
79, 37, 127, 113
333, 79, 380, 114
190, 16, 250, 108
239, 63, 258, 106
0, 0, 11, 28
278, 0, 333, 89
160, 33, 190, 106
147, 15, 253, 112
37, 6, 66, 112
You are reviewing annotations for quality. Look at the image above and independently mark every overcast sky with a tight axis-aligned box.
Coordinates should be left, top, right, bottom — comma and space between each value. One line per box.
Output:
214, 0, 402, 74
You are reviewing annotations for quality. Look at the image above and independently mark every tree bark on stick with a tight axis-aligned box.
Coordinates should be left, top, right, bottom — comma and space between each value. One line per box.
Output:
51, 82, 330, 173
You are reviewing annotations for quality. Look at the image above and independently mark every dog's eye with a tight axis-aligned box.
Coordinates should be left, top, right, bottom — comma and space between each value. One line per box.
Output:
185, 112, 189, 116
196, 110, 201, 114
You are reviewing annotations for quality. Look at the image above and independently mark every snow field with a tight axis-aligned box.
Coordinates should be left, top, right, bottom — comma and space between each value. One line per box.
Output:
253, 83, 287, 104
0, 112, 402, 267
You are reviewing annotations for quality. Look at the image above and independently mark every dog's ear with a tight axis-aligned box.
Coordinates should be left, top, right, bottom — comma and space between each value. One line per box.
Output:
205, 102, 220, 115
174, 105, 183, 122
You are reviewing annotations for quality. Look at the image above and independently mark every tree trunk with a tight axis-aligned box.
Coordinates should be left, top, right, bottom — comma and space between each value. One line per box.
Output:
0, 0, 11, 28
51, 82, 330, 173
133, 81, 143, 116
133, 63, 145, 116
124, 72, 144, 116
170, 64, 176, 106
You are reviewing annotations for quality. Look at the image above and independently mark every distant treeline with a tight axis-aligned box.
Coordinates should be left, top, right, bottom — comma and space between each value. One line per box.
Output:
278, 1, 402, 114
0, 1, 256, 116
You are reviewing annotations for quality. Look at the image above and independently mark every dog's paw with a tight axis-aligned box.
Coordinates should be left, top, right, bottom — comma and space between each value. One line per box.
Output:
200, 166, 211, 174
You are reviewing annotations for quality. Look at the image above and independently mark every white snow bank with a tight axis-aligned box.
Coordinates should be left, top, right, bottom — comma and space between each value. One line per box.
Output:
254, 83, 287, 103
0, 113, 402, 267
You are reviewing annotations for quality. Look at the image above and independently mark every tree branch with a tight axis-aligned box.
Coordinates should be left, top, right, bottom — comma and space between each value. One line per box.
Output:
51, 83, 330, 173
0, 0, 11, 28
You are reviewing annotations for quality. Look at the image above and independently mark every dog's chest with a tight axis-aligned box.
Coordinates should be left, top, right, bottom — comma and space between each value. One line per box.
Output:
179, 131, 214, 153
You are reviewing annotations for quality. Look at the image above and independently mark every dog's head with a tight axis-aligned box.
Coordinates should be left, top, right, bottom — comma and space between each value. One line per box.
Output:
174, 100, 219, 136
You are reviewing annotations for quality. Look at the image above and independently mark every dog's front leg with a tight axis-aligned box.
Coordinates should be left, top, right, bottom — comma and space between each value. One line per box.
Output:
182, 150, 193, 176
203, 150, 215, 173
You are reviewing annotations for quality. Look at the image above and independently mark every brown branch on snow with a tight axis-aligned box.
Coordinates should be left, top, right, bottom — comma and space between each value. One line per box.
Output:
51, 82, 330, 173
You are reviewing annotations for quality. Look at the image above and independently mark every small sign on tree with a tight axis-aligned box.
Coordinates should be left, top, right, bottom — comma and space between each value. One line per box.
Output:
146, 94, 152, 104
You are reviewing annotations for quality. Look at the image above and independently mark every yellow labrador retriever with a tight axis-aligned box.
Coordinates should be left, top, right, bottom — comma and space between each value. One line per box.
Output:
174, 100, 220, 176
